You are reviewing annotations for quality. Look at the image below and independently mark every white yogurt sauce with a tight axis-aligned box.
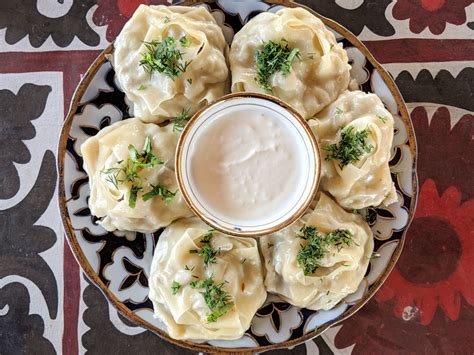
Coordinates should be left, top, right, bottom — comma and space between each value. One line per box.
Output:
189, 105, 308, 225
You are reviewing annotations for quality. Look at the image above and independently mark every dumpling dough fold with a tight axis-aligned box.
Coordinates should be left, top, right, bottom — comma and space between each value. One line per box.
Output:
260, 193, 373, 310
149, 218, 266, 340
309, 90, 397, 209
114, 5, 230, 123
230, 7, 350, 119
81, 118, 192, 232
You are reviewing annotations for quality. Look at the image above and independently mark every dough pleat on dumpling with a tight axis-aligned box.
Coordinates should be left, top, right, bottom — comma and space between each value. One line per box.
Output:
114, 5, 230, 123
260, 193, 373, 310
81, 118, 192, 232
309, 90, 397, 209
229, 7, 350, 119
149, 217, 267, 340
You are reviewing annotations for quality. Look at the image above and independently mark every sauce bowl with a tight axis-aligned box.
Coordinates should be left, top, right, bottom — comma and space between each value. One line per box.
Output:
176, 92, 321, 237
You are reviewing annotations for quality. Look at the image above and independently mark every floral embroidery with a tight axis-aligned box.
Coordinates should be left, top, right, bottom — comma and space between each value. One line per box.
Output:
411, 106, 473, 201
393, 0, 473, 34
376, 179, 474, 325
93, 0, 167, 42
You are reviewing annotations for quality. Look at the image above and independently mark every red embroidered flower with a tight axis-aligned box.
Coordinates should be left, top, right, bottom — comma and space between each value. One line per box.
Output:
333, 178, 474, 353
411, 106, 473, 202
333, 297, 474, 353
376, 179, 474, 325
93, 0, 168, 42
393, 0, 473, 34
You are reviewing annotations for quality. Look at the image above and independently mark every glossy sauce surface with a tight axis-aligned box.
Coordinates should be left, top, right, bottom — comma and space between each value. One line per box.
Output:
189, 106, 307, 224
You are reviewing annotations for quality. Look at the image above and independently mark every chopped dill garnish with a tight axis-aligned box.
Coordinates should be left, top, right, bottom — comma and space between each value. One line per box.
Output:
240, 258, 247, 264
129, 185, 142, 208
189, 231, 219, 267
323, 126, 374, 169
128, 136, 162, 168
142, 184, 176, 204
173, 108, 190, 132
255, 39, 300, 92
190, 277, 234, 322
139, 37, 192, 80
187, 78, 193, 85
377, 115, 387, 124
179, 36, 191, 47
101, 166, 121, 189
100, 136, 174, 208
163, 16, 170, 23
335, 107, 343, 114
137, 84, 147, 91
184, 264, 195, 271
171, 280, 181, 295
296, 225, 354, 275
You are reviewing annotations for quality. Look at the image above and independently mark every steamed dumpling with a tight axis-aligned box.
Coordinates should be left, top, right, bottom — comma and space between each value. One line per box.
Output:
260, 193, 373, 310
309, 90, 397, 209
81, 118, 192, 232
149, 217, 266, 340
114, 5, 230, 123
229, 7, 350, 119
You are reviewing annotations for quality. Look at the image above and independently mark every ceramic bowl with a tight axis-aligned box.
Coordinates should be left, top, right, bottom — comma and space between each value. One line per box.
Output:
176, 92, 320, 237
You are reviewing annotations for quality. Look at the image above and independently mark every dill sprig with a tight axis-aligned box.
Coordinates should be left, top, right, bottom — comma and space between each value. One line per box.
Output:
100, 136, 175, 208
184, 264, 195, 271
255, 39, 300, 92
377, 115, 387, 124
179, 36, 191, 47
296, 225, 354, 275
189, 231, 219, 267
173, 108, 190, 132
142, 184, 176, 204
139, 37, 192, 80
101, 165, 122, 190
323, 126, 374, 169
171, 280, 181, 295
190, 277, 234, 322
128, 136, 162, 168
129, 185, 142, 208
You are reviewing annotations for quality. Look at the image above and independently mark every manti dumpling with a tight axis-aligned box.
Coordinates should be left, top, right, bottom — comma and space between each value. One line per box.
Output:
114, 5, 230, 123
260, 193, 373, 310
229, 7, 350, 119
149, 217, 266, 340
309, 90, 397, 209
81, 118, 192, 232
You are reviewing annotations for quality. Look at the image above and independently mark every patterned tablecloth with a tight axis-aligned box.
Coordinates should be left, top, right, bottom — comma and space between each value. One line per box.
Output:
0, 0, 473, 354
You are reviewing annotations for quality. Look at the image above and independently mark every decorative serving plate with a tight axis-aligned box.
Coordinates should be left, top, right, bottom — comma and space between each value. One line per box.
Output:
58, 0, 418, 352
